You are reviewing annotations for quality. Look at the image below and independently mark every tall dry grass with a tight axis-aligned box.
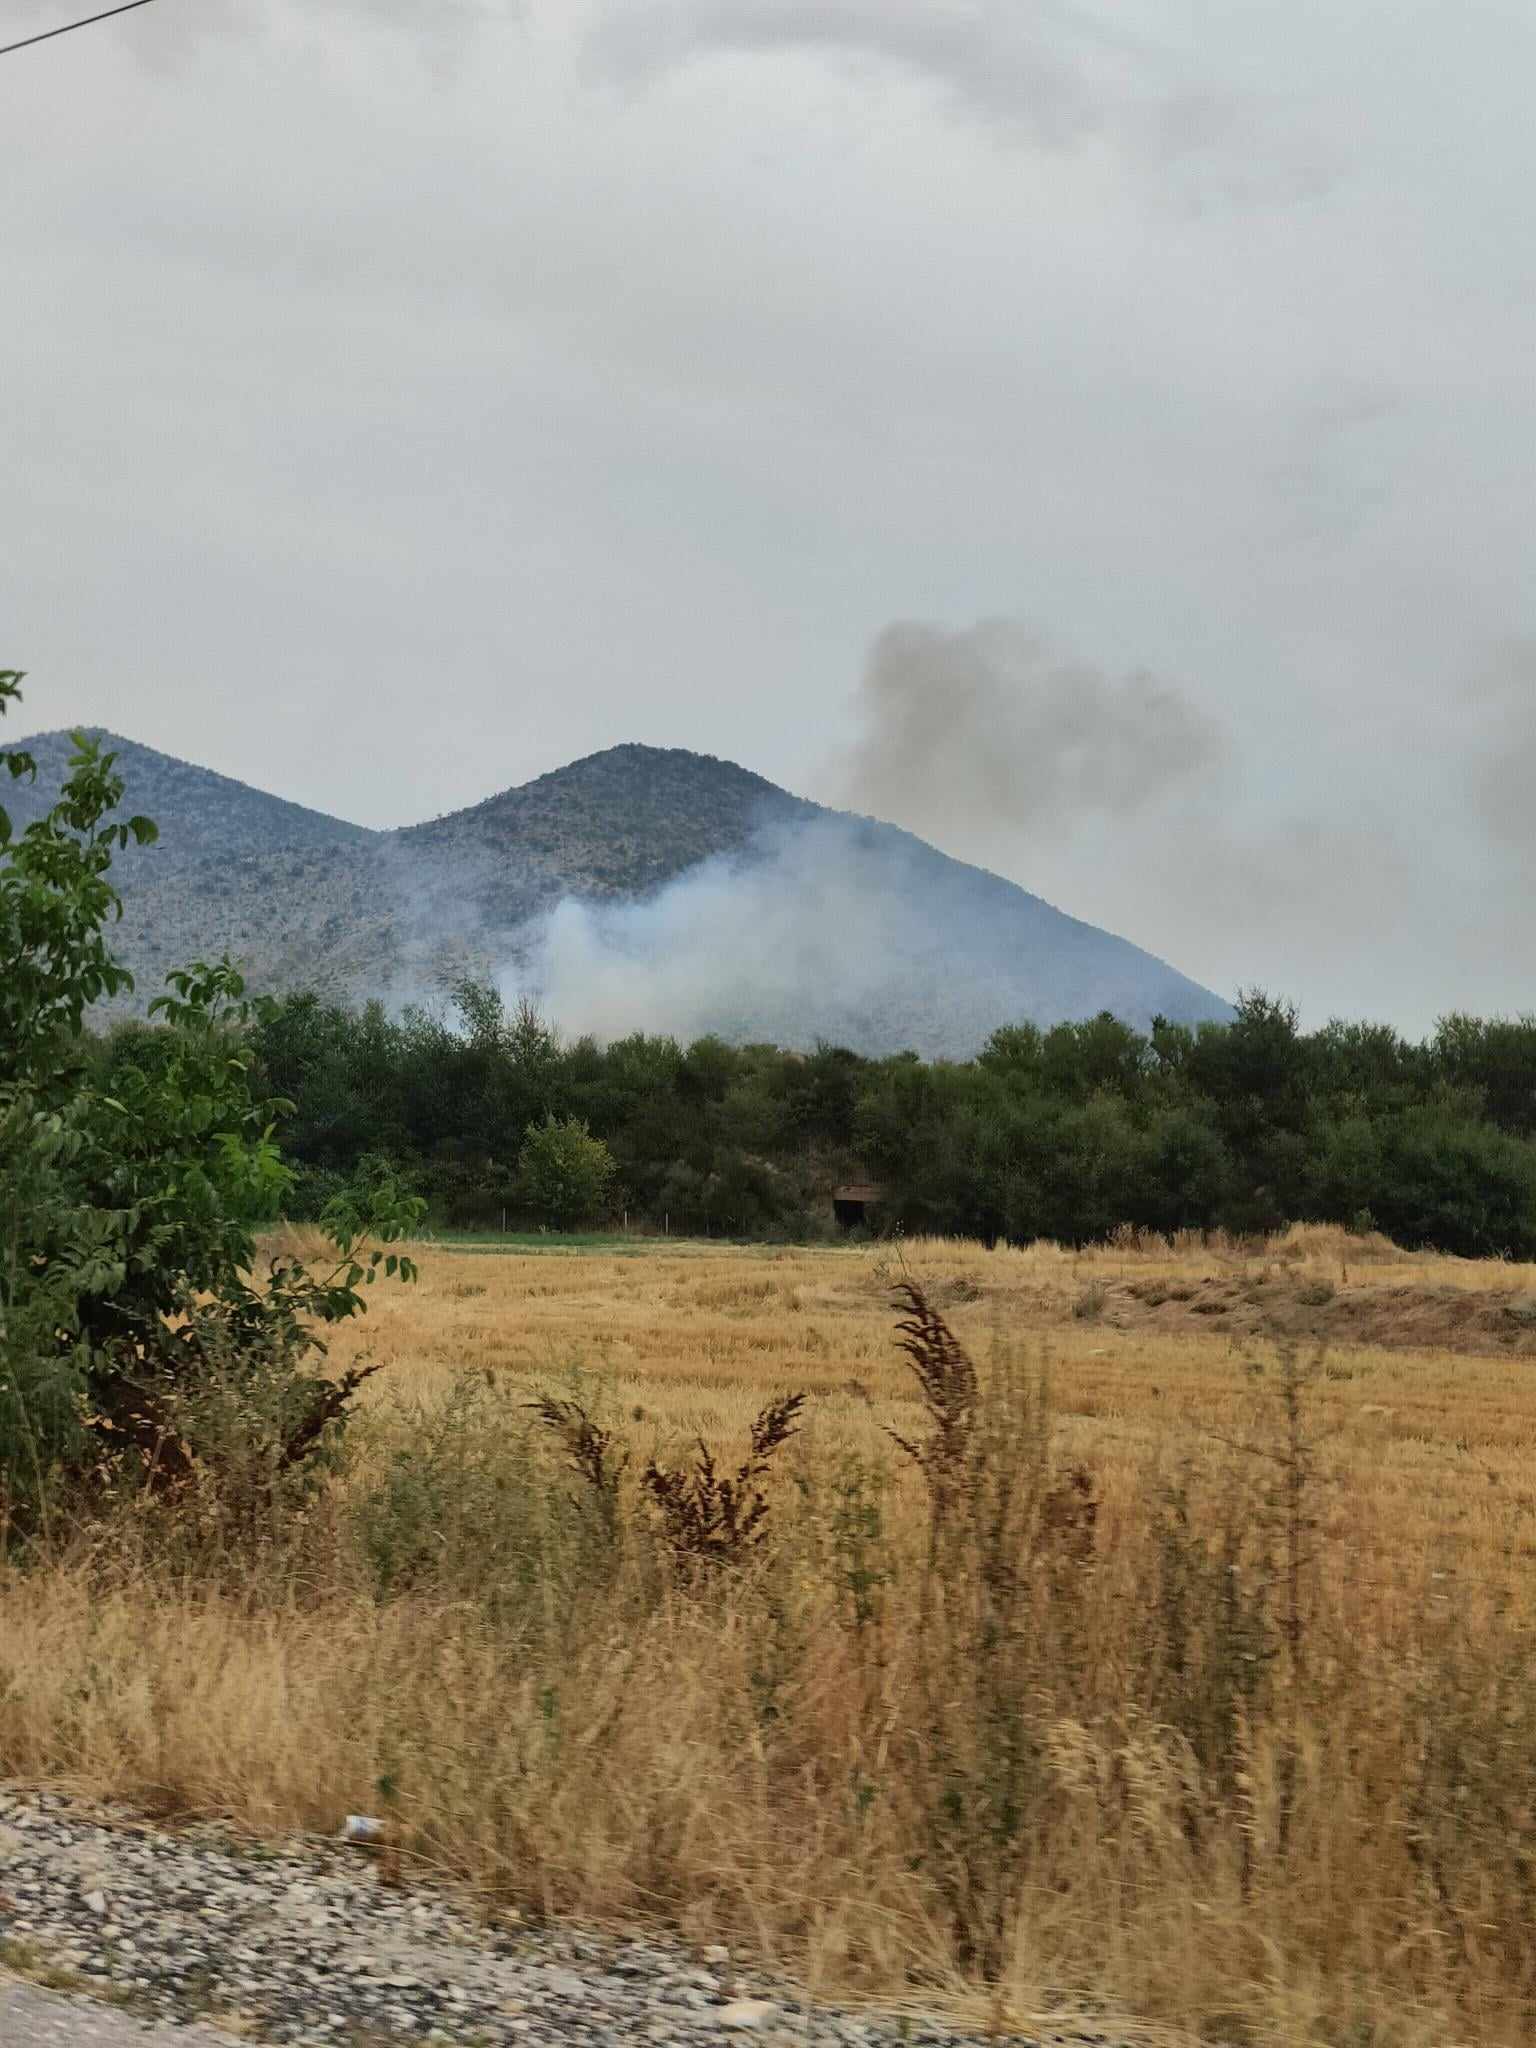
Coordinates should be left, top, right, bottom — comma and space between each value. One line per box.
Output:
3, 1232, 1535, 2047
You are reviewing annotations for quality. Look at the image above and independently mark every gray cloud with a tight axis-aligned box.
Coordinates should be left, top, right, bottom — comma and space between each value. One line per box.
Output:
587, 0, 1101, 145
1, 0, 503, 81
3, 0, 493, 36
1261, 377, 1404, 550
585, 0, 1345, 204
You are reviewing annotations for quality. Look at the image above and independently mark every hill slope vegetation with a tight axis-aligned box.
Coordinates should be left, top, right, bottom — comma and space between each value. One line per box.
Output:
11, 729, 1230, 1051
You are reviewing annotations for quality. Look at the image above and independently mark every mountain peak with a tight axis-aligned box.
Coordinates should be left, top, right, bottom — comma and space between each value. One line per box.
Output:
413, 742, 798, 823
399, 740, 813, 893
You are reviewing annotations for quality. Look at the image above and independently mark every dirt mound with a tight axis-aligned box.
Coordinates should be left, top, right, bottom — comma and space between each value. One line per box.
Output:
1114, 1270, 1536, 1358
1270, 1221, 1411, 1265
1100, 1223, 1413, 1265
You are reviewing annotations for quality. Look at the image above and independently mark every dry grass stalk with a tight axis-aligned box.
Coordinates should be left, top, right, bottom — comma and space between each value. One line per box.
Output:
886, 1278, 978, 1523
640, 1391, 805, 1567
527, 1392, 628, 1533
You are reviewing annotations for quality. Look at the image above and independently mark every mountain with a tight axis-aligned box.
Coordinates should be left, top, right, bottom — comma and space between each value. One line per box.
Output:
386, 744, 818, 953
2, 730, 1231, 1052
404, 743, 815, 906
4, 731, 378, 858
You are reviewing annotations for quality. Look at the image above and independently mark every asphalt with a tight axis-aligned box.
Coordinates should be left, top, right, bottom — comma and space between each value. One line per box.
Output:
0, 1976, 233, 2045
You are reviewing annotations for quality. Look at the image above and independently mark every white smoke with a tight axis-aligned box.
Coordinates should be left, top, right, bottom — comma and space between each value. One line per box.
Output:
500, 818, 923, 1047
493, 807, 1226, 1056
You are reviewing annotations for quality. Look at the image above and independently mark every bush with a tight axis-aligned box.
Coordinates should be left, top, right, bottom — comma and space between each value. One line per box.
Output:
1372, 1107, 1536, 1257
354, 1377, 563, 1602
0, 675, 424, 1527
516, 1113, 617, 1230
281, 1162, 351, 1223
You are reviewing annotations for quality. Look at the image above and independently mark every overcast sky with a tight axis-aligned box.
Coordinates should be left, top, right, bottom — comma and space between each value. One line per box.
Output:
4, 0, 1534, 1031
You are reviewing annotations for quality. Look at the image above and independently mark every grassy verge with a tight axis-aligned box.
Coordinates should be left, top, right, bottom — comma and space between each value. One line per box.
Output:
420, 1229, 654, 1250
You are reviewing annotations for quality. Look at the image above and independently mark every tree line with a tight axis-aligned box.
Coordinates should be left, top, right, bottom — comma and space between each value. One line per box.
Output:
88, 979, 1536, 1257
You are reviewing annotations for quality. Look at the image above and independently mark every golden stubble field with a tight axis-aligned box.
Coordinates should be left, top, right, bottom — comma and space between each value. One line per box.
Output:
5, 1224, 1536, 2048
328, 1224, 1536, 1597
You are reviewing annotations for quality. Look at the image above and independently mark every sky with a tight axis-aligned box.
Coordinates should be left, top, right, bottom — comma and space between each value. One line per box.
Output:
3, 0, 1535, 1033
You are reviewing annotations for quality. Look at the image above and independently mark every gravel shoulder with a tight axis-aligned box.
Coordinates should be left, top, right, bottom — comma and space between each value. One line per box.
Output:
0, 1788, 1131, 2048
1, 1977, 233, 2047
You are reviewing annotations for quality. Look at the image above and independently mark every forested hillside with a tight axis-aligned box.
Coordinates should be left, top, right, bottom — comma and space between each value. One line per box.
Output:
13, 728, 1231, 1051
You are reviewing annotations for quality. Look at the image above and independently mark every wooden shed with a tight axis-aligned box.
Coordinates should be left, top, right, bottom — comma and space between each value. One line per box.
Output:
832, 1181, 884, 1230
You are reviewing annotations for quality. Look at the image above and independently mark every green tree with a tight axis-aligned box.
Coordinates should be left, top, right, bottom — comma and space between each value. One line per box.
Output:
517, 1112, 617, 1230
1353, 1108, 1536, 1258
1431, 1014, 1536, 1137
1038, 1012, 1149, 1104
0, 675, 424, 1523
1140, 1106, 1232, 1233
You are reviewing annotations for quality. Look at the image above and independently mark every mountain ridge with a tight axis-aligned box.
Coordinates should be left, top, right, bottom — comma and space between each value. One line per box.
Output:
4, 728, 379, 856
1, 726, 1232, 1052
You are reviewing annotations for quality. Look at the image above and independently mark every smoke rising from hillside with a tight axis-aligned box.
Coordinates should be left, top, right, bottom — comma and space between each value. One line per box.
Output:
827, 612, 1529, 1030
837, 620, 1224, 842
470, 617, 1248, 1052
489, 807, 1225, 1057
499, 819, 912, 1047
469, 609, 1453, 1048
354, 608, 1536, 1041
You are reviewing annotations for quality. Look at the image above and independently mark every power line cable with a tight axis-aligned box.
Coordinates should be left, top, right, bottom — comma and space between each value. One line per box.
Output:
1, 0, 159, 59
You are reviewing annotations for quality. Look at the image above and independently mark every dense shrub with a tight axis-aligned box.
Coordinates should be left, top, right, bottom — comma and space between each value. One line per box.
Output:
516, 1113, 617, 1230
0, 675, 423, 1526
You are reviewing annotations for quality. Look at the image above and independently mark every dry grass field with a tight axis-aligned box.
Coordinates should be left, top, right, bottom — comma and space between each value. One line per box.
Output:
4, 1224, 1536, 2047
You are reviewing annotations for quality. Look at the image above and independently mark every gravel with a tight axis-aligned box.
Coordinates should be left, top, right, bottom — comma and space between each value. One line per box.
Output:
0, 1788, 1130, 2047
1, 1977, 234, 2047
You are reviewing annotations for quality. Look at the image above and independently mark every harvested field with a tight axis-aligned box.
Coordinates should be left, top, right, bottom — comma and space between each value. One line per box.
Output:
311, 1227, 1536, 1585
3, 1225, 1535, 2048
